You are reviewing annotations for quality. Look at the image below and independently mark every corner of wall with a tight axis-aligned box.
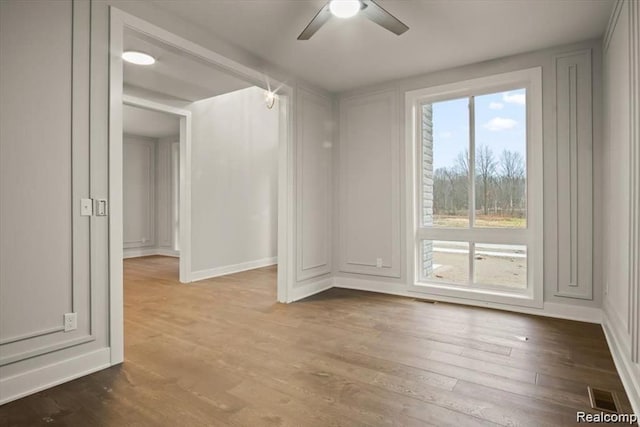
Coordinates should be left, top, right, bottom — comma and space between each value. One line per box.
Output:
600, 0, 640, 416
603, 310, 640, 415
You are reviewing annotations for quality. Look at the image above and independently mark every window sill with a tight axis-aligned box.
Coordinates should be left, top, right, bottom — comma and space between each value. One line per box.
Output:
410, 281, 543, 308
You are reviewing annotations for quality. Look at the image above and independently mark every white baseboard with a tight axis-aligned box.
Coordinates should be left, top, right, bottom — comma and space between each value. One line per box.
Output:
602, 310, 640, 416
541, 301, 602, 324
288, 276, 333, 302
333, 276, 602, 323
123, 247, 179, 259
0, 348, 111, 405
155, 247, 179, 257
191, 257, 277, 282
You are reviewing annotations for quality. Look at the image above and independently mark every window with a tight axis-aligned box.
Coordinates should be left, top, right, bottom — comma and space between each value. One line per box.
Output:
407, 68, 542, 307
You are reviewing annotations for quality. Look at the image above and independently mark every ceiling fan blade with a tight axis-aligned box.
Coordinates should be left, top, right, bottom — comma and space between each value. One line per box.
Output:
361, 0, 409, 36
297, 4, 332, 40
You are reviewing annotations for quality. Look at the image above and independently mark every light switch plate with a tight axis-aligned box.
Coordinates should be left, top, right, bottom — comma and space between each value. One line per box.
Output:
80, 199, 93, 216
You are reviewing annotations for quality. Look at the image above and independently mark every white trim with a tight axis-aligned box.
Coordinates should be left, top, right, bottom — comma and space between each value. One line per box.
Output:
191, 257, 278, 282
123, 247, 179, 259
0, 348, 111, 405
121, 94, 192, 284
111, 9, 282, 90
108, 7, 125, 366
338, 89, 402, 278
122, 135, 156, 249
109, 7, 295, 365
295, 87, 333, 282
627, 0, 640, 366
600, 1, 640, 417
277, 90, 295, 303
603, 310, 640, 416
604, 0, 625, 53
155, 248, 180, 258
553, 49, 594, 300
333, 276, 602, 323
288, 277, 334, 302
404, 67, 544, 309
540, 302, 602, 324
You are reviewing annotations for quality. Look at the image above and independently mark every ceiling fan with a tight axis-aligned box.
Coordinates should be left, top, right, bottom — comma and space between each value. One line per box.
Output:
298, 0, 409, 40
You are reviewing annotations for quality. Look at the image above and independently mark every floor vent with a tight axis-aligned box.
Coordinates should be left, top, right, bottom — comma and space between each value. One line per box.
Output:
588, 386, 620, 413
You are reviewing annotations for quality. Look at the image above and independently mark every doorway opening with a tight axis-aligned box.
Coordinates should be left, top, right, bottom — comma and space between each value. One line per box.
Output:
109, 8, 294, 365
122, 99, 188, 282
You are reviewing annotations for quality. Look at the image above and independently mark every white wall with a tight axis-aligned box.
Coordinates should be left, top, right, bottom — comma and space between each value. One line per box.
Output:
0, 0, 334, 404
122, 85, 336, 296
189, 87, 279, 279
0, 0, 110, 404
289, 87, 335, 300
123, 135, 156, 251
156, 137, 180, 254
122, 134, 179, 258
333, 38, 604, 320
338, 91, 400, 279
601, 0, 640, 414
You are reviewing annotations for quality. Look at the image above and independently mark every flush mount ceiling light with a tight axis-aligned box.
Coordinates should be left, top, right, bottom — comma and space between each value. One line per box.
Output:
122, 51, 156, 65
329, 0, 361, 18
298, 0, 408, 40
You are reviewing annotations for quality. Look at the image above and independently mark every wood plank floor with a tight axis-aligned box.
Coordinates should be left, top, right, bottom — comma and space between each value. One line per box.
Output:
0, 256, 633, 426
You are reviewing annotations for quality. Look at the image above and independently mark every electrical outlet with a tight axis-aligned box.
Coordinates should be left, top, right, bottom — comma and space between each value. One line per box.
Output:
64, 313, 77, 332
376, 258, 383, 268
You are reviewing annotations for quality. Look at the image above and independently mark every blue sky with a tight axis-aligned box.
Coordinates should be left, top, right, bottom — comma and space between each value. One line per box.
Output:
431, 88, 527, 169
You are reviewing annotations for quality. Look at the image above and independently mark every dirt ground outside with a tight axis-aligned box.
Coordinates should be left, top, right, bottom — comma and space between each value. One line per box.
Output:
433, 214, 526, 228
426, 241, 526, 289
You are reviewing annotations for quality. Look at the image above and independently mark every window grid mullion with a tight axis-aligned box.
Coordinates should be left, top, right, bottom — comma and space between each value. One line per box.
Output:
468, 96, 476, 286
469, 95, 476, 229
469, 242, 475, 287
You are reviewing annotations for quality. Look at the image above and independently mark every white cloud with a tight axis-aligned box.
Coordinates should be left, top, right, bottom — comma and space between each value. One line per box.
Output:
502, 92, 526, 105
484, 117, 518, 131
439, 131, 453, 139
489, 102, 504, 110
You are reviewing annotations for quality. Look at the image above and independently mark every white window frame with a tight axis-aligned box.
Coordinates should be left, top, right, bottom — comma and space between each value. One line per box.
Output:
405, 67, 543, 308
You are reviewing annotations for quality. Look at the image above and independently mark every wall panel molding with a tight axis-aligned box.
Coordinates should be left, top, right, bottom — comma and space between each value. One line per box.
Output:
156, 140, 173, 249
296, 87, 333, 281
0, 348, 110, 405
601, 0, 640, 411
0, 0, 94, 367
554, 49, 593, 299
628, 0, 640, 363
604, 0, 625, 53
123, 136, 156, 249
339, 90, 401, 278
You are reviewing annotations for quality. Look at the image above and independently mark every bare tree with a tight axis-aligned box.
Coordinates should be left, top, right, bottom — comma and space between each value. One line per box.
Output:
499, 150, 525, 214
455, 149, 469, 177
476, 145, 497, 215
432, 147, 525, 220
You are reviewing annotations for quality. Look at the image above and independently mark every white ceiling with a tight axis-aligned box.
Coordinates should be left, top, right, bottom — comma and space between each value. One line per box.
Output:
151, 0, 614, 92
124, 28, 253, 101
123, 104, 180, 138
